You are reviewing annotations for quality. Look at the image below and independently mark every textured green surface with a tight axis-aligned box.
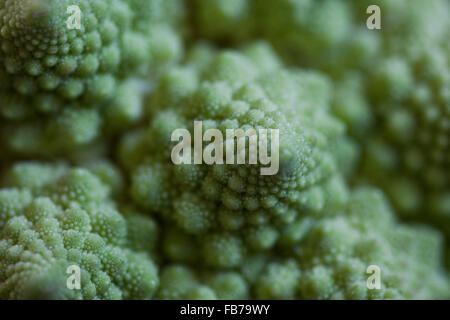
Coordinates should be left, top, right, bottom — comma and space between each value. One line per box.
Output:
121, 44, 352, 259
0, 0, 184, 156
0, 162, 159, 299
191, 0, 450, 237
0, 0, 449, 300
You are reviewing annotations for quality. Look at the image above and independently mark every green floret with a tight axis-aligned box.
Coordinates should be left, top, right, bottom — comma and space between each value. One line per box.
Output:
191, 0, 254, 42
255, 0, 353, 66
156, 264, 249, 300
156, 188, 449, 300
288, 188, 449, 299
189, 0, 378, 72
355, 0, 450, 233
0, 162, 160, 299
189, 0, 448, 72
361, 48, 450, 222
0, 0, 184, 156
120, 43, 353, 264
253, 259, 300, 299
189, 0, 450, 242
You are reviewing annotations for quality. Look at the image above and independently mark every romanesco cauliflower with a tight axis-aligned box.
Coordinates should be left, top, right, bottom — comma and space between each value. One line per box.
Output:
0, 162, 160, 299
156, 187, 449, 299
119, 43, 355, 265
0, 0, 184, 156
0, 0, 448, 301
189, 0, 450, 240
